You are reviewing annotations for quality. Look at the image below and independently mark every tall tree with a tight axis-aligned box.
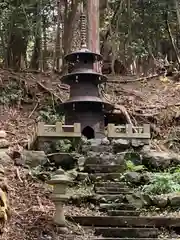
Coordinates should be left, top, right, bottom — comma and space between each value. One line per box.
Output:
30, 1, 42, 70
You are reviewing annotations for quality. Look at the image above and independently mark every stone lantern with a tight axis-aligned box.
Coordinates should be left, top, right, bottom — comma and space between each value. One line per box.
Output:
48, 168, 71, 226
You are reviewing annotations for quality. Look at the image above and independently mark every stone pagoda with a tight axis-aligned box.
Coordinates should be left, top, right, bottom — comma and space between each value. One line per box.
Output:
60, 11, 114, 139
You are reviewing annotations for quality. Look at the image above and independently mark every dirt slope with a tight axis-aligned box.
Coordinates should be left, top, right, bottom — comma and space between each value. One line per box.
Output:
0, 68, 179, 145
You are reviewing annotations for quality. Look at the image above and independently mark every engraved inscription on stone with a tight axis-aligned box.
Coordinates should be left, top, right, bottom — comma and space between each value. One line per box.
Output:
44, 126, 56, 133
115, 127, 124, 133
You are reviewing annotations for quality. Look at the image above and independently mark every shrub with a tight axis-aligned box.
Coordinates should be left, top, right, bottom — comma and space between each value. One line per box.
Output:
126, 160, 146, 172
142, 173, 180, 195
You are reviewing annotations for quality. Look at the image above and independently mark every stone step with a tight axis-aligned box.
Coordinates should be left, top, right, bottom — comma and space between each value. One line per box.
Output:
82, 140, 113, 153
108, 210, 140, 216
68, 216, 180, 228
100, 203, 135, 211
85, 164, 125, 173
94, 227, 158, 238
93, 239, 165, 240
90, 173, 122, 182
96, 195, 125, 203
95, 187, 131, 194
94, 182, 127, 188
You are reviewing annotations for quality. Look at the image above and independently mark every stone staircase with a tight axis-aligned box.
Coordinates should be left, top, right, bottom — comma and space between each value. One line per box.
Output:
67, 142, 180, 239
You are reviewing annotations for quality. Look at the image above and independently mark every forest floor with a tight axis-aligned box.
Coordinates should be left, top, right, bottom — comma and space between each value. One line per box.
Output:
0, 68, 180, 239
2, 164, 98, 240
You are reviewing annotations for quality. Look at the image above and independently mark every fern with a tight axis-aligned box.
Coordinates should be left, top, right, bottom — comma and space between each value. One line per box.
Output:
142, 173, 180, 195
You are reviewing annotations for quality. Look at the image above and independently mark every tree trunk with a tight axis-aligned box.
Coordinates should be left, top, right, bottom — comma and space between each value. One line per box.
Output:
100, 0, 108, 27
30, 2, 42, 70
0, 23, 6, 66
42, 13, 48, 70
87, 0, 100, 53
6, 30, 28, 71
165, 10, 180, 66
6, 12, 28, 71
54, 0, 62, 71
174, 0, 180, 32
62, 0, 79, 56
87, 0, 100, 72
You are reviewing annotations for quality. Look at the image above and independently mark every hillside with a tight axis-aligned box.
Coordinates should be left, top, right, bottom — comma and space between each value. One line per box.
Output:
0, 68, 180, 239
0, 68, 179, 150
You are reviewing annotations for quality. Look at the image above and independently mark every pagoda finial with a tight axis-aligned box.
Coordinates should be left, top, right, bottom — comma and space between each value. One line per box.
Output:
80, 2, 87, 49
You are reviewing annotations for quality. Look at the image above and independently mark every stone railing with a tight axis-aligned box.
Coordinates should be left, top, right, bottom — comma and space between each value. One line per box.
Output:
36, 122, 81, 138
107, 124, 150, 139
28, 122, 81, 150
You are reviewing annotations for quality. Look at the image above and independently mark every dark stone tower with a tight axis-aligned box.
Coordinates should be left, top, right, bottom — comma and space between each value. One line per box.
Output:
60, 10, 114, 139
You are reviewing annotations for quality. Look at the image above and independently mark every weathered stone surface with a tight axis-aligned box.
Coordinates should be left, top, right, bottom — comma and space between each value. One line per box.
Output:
101, 138, 110, 145
90, 173, 123, 182
94, 182, 127, 189
84, 151, 100, 165
100, 203, 135, 211
131, 139, 146, 148
66, 169, 78, 181
68, 194, 97, 205
0, 131, 7, 138
126, 192, 145, 209
81, 139, 112, 153
19, 150, 47, 168
124, 171, 151, 185
152, 195, 168, 208
0, 139, 9, 148
76, 172, 88, 181
141, 145, 151, 152
85, 164, 125, 173
112, 139, 130, 152
142, 150, 180, 169
124, 171, 141, 184
37, 141, 52, 154
0, 149, 12, 166
115, 153, 126, 165
47, 153, 76, 170
142, 194, 153, 206
96, 194, 125, 203
81, 139, 101, 153
108, 210, 140, 216
141, 172, 151, 184
95, 227, 158, 238
93, 238, 160, 240
77, 156, 86, 171
85, 152, 125, 165
67, 215, 180, 227
98, 152, 116, 165
95, 187, 131, 194
169, 194, 180, 207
